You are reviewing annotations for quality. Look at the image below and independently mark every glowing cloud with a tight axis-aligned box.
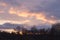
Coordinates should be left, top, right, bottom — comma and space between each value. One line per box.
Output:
8, 8, 56, 24
0, 2, 7, 7
0, 0, 59, 30
9, 7, 17, 14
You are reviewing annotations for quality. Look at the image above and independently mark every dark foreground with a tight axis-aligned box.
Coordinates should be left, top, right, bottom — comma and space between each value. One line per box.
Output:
0, 32, 60, 40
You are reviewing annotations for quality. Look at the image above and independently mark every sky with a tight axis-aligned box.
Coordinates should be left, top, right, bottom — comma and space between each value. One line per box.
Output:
0, 0, 60, 27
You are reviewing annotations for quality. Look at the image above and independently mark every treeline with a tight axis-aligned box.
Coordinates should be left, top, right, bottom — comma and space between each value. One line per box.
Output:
0, 23, 60, 40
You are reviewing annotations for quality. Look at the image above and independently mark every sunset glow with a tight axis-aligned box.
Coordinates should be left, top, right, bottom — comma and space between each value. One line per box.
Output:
0, 0, 60, 30
0, 0, 60, 40
0, 2, 7, 7
9, 9, 56, 24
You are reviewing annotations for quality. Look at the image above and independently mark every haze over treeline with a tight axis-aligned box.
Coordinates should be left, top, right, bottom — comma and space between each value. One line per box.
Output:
0, 22, 52, 30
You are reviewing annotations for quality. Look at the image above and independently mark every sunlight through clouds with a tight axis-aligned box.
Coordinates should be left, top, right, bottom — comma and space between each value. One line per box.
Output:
0, 0, 59, 27
9, 7, 17, 14
8, 7, 56, 24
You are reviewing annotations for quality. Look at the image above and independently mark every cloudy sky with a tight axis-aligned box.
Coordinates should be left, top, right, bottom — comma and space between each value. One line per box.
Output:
0, 0, 60, 26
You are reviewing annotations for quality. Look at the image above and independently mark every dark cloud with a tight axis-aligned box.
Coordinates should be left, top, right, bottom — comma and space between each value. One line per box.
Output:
45, 0, 60, 19
30, 0, 60, 19
0, 0, 20, 7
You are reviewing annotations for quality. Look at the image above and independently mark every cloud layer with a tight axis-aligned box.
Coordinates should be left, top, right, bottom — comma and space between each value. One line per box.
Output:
0, 0, 60, 26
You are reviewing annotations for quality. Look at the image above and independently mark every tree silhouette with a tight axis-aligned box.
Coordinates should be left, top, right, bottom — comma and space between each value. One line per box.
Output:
16, 26, 21, 31
31, 26, 38, 33
50, 23, 60, 35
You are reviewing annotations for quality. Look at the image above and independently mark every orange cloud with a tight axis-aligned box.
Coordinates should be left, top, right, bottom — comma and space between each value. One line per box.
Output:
8, 7, 56, 24
0, 2, 7, 7
8, 7, 17, 14
35, 14, 47, 21
18, 12, 30, 17
18, 12, 56, 24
